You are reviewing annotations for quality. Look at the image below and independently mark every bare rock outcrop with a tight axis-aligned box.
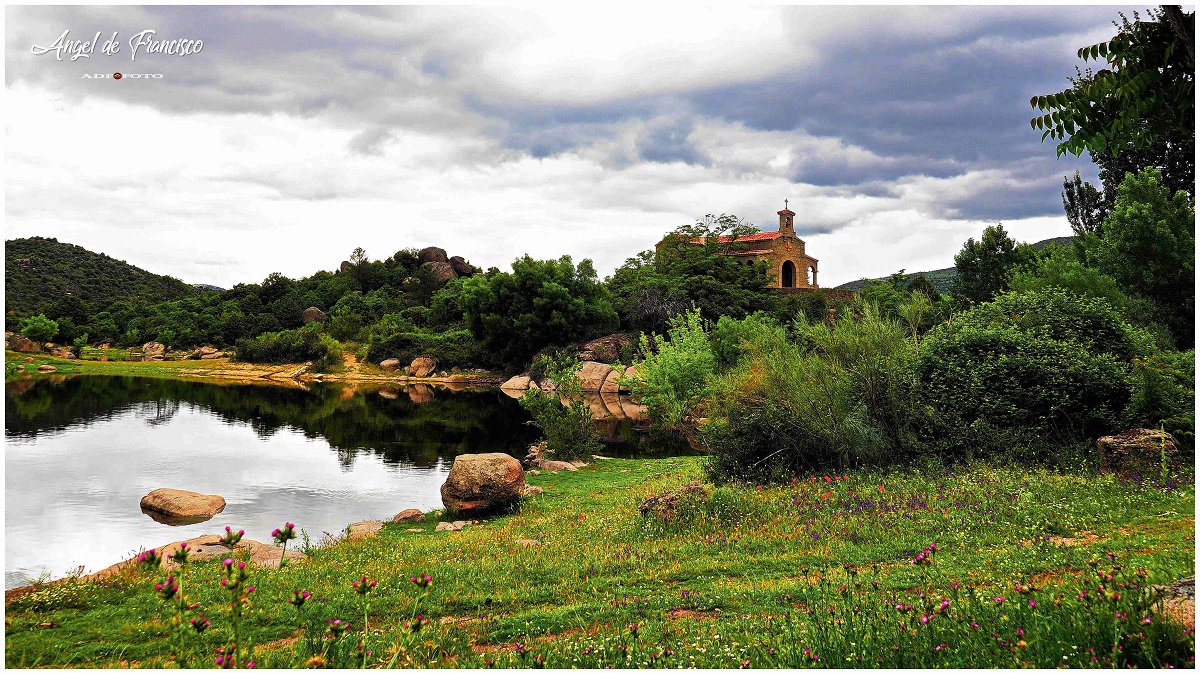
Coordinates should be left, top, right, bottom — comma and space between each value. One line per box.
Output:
448, 256, 475, 276
440, 453, 526, 515
421, 261, 458, 283
142, 342, 166, 358
419, 247, 450, 264
408, 356, 438, 378
576, 361, 614, 392
379, 358, 402, 372
301, 307, 326, 324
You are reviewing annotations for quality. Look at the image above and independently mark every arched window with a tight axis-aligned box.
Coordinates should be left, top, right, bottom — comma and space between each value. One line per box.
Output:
781, 261, 796, 288
806, 265, 814, 286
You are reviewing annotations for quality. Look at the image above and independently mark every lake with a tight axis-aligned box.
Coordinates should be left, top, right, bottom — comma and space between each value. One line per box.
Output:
5, 375, 690, 590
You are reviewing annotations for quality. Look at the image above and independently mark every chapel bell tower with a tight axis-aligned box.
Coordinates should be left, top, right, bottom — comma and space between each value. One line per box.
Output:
778, 199, 796, 237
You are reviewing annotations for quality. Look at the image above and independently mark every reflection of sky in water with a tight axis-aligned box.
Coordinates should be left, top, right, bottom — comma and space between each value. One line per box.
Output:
5, 405, 449, 590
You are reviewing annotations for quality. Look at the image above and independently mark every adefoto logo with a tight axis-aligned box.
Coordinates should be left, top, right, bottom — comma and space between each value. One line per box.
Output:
82, 72, 165, 79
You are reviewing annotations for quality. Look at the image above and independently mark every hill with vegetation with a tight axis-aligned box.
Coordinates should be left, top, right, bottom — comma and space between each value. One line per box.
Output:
5, 237, 202, 320
835, 236, 1074, 292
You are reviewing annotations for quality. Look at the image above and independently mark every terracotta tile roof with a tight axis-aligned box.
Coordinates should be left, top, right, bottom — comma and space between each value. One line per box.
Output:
690, 231, 781, 244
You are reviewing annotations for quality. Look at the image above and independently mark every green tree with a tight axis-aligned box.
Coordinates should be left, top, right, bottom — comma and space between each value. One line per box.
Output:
461, 255, 618, 370
1062, 170, 1107, 237
20, 314, 59, 343
1089, 168, 1195, 346
607, 214, 777, 333
1031, 7, 1194, 158
949, 224, 1035, 304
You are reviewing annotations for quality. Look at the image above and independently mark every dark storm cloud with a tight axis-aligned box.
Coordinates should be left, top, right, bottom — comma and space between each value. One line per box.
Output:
6, 5, 1132, 227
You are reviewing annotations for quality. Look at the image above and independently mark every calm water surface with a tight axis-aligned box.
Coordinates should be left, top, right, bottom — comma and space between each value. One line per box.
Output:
5, 375, 684, 590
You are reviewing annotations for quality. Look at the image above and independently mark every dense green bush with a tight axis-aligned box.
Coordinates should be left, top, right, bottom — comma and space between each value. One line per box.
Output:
704, 305, 919, 480
632, 309, 718, 432
233, 324, 342, 371
365, 329, 481, 369
710, 312, 786, 368
1127, 350, 1196, 453
518, 356, 602, 460
19, 314, 58, 343
461, 255, 618, 371
913, 288, 1152, 460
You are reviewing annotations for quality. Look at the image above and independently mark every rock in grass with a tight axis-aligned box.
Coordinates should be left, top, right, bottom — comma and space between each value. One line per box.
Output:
540, 460, 577, 472
1097, 428, 1181, 475
139, 488, 225, 524
36, 364, 56, 373
393, 508, 425, 523
347, 521, 385, 540
524, 485, 544, 496
440, 453, 525, 515
639, 481, 709, 523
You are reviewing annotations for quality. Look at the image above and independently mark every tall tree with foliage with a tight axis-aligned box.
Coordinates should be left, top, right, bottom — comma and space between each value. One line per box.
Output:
1088, 168, 1195, 346
1031, 6, 1194, 159
460, 255, 618, 370
1062, 170, 1107, 237
949, 224, 1035, 304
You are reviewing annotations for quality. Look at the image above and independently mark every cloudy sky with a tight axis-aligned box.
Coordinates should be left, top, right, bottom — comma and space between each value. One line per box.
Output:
5, 5, 1139, 288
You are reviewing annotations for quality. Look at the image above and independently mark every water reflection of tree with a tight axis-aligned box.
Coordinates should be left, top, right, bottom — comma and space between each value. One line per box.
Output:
5, 376, 541, 468
136, 399, 179, 427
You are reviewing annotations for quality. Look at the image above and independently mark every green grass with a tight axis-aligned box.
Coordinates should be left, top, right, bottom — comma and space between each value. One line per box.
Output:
5, 457, 1195, 668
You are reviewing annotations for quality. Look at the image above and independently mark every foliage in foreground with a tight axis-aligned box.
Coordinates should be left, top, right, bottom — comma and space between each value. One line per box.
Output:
4, 458, 1194, 668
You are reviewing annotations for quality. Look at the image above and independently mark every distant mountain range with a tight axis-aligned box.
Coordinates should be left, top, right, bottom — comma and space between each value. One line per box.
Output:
834, 236, 1074, 292
5, 237, 211, 317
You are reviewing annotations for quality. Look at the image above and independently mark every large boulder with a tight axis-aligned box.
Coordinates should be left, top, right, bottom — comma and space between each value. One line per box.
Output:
576, 361, 614, 392
142, 341, 166, 358
139, 488, 226, 525
419, 247, 449, 264
421, 261, 458, 283
440, 453, 526, 514
501, 375, 534, 392
407, 383, 435, 404
301, 307, 326, 324
409, 356, 438, 378
36, 364, 57, 373
1098, 428, 1182, 475
577, 334, 632, 364
379, 358, 402, 372
8, 334, 41, 353
339, 261, 353, 273
448, 256, 475, 277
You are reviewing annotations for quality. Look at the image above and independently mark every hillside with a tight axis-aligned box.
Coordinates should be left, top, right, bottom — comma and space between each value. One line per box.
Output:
835, 235, 1074, 292
5, 237, 202, 318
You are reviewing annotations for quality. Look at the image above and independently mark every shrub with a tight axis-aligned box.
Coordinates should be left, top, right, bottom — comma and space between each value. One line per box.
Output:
632, 309, 717, 431
913, 289, 1149, 460
20, 314, 58, 343
1127, 350, 1195, 453
704, 305, 919, 481
710, 312, 786, 369
518, 356, 601, 460
233, 324, 342, 371
365, 329, 481, 369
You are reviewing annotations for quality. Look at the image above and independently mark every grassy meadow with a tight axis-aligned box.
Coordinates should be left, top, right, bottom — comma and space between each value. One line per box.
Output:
5, 456, 1194, 668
